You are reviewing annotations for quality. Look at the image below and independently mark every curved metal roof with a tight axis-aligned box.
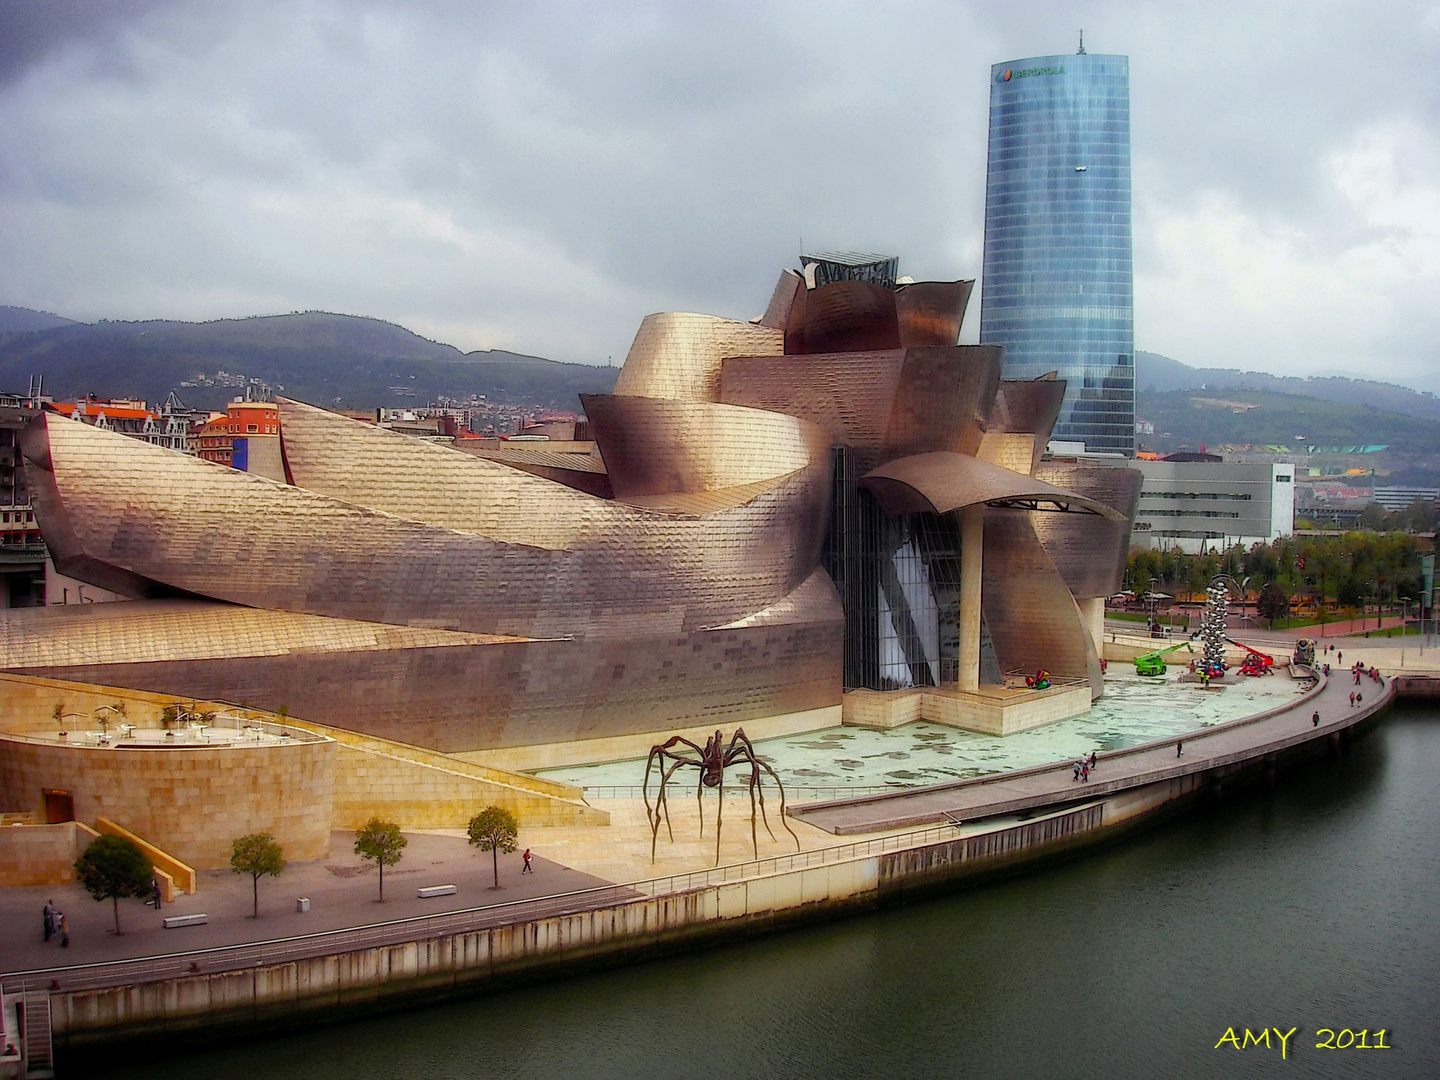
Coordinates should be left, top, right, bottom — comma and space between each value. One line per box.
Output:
859, 451, 1127, 520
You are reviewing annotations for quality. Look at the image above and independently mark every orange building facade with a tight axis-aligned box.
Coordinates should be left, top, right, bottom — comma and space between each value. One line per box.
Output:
191, 402, 280, 465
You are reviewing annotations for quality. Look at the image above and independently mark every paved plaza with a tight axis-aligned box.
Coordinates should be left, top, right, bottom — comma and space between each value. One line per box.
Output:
793, 664, 1394, 834
0, 830, 615, 973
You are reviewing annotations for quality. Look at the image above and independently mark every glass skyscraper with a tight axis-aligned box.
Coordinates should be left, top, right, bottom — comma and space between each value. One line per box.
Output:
981, 51, 1134, 455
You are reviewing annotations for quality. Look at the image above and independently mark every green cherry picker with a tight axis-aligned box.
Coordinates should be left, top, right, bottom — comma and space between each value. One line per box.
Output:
1134, 639, 1195, 677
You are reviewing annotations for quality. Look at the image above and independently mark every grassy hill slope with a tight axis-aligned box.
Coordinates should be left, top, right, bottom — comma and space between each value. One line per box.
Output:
0, 310, 618, 411
1137, 350, 1440, 423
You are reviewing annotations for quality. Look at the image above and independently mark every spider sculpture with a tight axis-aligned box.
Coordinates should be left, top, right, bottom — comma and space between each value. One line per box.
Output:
643, 728, 800, 865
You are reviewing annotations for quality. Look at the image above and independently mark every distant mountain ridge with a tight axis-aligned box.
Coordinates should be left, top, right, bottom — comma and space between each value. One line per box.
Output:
0, 306, 77, 333
1136, 350, 1440, 424
0, 307, 618, 411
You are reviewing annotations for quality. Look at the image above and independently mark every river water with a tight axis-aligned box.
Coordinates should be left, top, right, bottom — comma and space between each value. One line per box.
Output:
89, 706, 1440, 1079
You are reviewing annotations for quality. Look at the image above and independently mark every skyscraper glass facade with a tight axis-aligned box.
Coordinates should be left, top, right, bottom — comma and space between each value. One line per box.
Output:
981, 52, 1134, 455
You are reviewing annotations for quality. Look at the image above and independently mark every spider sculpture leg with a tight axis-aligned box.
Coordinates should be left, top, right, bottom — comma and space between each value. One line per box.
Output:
714, 764, 724, 866
642, 745, 663, 832
732, 730, 799, 852
649, 756, 691, 862
725, 734, 776, 847
723, 733, 767, 857
645, 736, 706, 854
696, 764, 706, 838
747, 764, 759, 857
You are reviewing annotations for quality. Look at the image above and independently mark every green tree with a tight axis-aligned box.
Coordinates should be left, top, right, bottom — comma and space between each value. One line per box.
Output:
1257, 580, 1290, 627
1358, 502, 1390, 531
75, 834, 154, 935
354, 818, 406, 901
230, 832, 286, 918
1410, 498, 1437, 534
467, 806, 520, 889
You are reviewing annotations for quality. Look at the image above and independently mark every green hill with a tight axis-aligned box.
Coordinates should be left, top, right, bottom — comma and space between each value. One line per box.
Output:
0, 310, 618, 411
1136, 387, 1440, 483
1136, 350, 1440, 424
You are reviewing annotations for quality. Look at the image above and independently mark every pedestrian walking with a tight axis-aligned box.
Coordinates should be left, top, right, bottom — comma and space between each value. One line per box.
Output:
1338, 651, 1342, 664
1357, 692, 1363, 705
43, 899, 54, 942
1073, 760, 1081, 782
1313, 710, 1320, 726
151, 877, 162, 908
522, 848, 533, 874
1349, 693, 1355, 707
58, 912, 68, 948
1088, 751, 1098, 771
1176, 740, 1183, 758
1080, 762, 1089, 783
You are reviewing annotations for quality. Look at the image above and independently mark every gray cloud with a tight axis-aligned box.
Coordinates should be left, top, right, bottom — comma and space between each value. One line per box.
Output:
0, 0, 1436, 379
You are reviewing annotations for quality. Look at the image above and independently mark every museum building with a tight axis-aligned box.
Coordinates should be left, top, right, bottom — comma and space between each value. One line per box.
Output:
0, 256, 1141, 868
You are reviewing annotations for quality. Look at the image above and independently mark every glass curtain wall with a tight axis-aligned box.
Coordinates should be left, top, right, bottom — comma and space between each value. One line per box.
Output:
823, 448, 1000, 690
981, 52, 1134, 455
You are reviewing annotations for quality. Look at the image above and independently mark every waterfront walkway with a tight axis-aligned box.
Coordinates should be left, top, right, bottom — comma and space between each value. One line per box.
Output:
789, 667, 1393, 834
1, 665, 1405, 997
0, 831, 618, 978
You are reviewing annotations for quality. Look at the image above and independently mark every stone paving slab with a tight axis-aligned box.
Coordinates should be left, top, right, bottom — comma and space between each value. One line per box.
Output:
0, 830, 612, 976
791, 669, 1393, 835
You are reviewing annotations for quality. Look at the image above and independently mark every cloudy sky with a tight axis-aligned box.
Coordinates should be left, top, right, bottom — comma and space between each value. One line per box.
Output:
1, 0, 1437, 381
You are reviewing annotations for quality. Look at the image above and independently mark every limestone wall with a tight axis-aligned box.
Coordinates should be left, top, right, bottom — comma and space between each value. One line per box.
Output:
0, 734, 334, 870
841, 686, 1090, 736
0, 820, 99, 886
329, 745, 605, 830
0, 673, 609, 836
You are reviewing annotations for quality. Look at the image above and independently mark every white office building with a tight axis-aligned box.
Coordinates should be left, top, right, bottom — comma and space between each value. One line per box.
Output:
1131, 459, 1293, 552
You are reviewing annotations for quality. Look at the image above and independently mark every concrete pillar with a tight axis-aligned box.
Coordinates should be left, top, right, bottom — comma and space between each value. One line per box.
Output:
1078, 596, 1105, 656
958, 504, 983, 693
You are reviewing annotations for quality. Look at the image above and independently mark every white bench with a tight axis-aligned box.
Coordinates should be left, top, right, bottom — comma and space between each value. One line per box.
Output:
416, 884, 457, 899
162, 913, 208, 928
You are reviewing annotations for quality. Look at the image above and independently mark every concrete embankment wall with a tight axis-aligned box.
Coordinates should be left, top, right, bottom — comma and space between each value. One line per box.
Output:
49, 794, 1194, 1058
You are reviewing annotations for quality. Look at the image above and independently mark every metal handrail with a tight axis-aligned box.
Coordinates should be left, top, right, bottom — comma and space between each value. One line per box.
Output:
580, 783, 902, 800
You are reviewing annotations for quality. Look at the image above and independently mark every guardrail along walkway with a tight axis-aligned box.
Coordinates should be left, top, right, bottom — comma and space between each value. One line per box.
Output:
788, 669, 1392, 835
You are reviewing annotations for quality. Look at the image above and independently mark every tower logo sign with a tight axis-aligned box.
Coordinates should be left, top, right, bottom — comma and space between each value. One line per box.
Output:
997, 65, 1066, 83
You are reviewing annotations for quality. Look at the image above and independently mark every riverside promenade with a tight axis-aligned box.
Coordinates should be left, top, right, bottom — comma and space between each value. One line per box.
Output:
0, 664, 1407, 1062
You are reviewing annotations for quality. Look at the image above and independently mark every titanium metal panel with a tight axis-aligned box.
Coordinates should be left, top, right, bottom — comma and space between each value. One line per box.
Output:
1031, 462, 1143, 598
1, 570, 845, 753
580, 394, 827, 499
720, 346, 1003, 472
758, 269, 803, 330
882, 346, 1001, 463
981, 507, 1104, 697
0, 598, 520, 668
858, 452, 1125, 519
894, 280, 974, 348
24, 411, 828, 638
988, 376, 1067, 474
451, 443, 613, 499
612, 312, 782, 403
278, 398, 828, 587
798, 280, 901, 354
